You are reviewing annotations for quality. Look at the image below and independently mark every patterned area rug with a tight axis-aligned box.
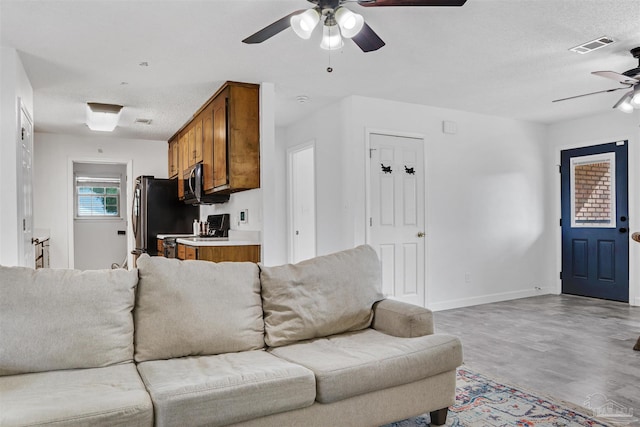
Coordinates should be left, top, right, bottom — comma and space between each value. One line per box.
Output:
384, 368, 620, 427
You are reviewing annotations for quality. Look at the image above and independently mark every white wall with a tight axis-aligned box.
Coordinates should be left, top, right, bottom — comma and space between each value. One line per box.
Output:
285, 98, 353, 256
0, 48, 34, 266
284, 95, 553, 310
547, 109, 640, 306
33, 133, 166, 268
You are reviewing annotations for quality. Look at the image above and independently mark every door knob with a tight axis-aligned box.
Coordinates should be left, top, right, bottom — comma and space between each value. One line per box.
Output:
417, 232, 425, 238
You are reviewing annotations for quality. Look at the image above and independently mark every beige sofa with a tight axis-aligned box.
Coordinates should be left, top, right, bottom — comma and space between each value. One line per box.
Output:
0, 245, 462, 427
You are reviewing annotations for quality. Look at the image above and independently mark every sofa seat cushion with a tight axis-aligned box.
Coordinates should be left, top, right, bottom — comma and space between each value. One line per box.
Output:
260, 245, 384, 347
136, 350, 316, 427
134, 255, 264, 362
268, 328, 463, 404
0, 265, 138, 376
0, 363, 153, 427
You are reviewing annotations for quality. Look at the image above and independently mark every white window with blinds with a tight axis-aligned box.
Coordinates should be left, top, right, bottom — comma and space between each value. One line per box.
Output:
75, 175, 122, 218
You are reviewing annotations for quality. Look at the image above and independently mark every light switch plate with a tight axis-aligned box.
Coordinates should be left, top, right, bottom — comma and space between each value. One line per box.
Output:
239, 209, 248, 224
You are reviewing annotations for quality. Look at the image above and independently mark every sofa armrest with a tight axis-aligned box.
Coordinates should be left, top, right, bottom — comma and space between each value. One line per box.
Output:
371, 299, 434, 338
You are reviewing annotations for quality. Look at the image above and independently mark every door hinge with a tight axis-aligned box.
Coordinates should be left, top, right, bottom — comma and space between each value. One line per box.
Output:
21, 127, 25, 141
369, 148, 376, 158
559, 218, 562, 226
559, 271, 562, 280
558, 165, 562, 174
370, 217, 372, 226
23, 218, 26, 231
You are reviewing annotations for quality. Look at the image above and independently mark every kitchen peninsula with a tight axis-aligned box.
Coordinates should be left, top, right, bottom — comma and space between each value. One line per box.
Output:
157, 231, 260, 263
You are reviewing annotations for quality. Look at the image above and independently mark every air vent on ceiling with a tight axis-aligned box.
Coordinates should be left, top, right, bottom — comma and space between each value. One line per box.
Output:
569, 36, 615, 54
134, 118, 152, 125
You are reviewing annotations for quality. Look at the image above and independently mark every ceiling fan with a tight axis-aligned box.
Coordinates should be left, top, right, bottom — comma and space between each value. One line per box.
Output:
242, 0, 468, 53
553, 47, 640, 113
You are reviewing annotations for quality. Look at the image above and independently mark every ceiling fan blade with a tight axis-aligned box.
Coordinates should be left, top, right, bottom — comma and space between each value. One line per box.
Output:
358, 0, 467, 6
351, 22, 385, 52
242, 9, 306, 44
552, 86, 631, 103
592, 71, 639, 85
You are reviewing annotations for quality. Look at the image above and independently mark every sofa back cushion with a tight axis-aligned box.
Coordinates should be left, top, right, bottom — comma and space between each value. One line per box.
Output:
260, 245, 384, 348
0, 266, 138, 376
134, 255, 264, 362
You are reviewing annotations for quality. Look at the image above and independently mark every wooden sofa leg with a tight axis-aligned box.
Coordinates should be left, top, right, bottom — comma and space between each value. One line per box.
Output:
430, 408, 449, 425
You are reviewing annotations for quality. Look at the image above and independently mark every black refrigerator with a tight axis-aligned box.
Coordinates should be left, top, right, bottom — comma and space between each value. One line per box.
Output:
132, 176, 198, 256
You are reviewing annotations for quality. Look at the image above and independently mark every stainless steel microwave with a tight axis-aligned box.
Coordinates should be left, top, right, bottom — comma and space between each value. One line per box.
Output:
184, 163, 229, 205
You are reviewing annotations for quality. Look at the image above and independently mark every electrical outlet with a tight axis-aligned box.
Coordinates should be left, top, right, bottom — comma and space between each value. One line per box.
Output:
239, 209, 248, 224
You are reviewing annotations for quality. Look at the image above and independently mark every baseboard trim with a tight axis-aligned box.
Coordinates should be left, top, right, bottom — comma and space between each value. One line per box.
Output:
428, 288, 554, 312
633, 297, 640, 307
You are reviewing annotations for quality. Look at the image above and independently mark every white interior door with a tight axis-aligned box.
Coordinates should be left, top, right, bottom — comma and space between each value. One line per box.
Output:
289, 144, 316, 263
368, 133, 425, 306
73, 162, 128, 270
20, 103, 34, 268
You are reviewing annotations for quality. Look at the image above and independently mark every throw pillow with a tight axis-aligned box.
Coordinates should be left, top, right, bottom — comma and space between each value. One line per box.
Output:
260, 245, 384, 347
134, 255, 264, 362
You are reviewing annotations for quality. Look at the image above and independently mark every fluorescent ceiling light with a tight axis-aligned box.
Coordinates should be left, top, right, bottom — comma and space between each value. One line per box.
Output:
86, 102, 123, 132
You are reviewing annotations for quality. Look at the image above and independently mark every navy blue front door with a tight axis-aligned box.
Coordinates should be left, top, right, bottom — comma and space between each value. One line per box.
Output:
561, 142, 629, 302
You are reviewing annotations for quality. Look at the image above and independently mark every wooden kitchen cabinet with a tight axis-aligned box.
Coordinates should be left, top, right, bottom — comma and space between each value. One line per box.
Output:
181, 129, 191, 171
207, 83, 260, 194
178, 131, 190, 199
202, 105, 214, 192
168, 137, 179, 178
194, 117, 203, 164
198, 245, 261, 263
184, 245, 197, 260
169, 81, 260, 197
176, 243, 260, 262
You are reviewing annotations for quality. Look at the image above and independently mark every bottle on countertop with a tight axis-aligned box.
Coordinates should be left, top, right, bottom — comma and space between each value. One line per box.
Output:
193, 219, 199, 236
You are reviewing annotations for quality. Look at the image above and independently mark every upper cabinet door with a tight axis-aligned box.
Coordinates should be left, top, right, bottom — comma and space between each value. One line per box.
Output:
213, 92, 228, 190
195, 118, 203, 164
224, 84, 260, 192
202, 107, 214, 193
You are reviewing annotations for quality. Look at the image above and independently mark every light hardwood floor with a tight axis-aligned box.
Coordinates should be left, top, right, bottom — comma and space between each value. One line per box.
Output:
434, 295, 640, 415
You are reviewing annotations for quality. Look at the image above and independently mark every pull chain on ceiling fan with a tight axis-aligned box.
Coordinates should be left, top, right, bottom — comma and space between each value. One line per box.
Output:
553, 47, 640, 113
242, 0, 468, 53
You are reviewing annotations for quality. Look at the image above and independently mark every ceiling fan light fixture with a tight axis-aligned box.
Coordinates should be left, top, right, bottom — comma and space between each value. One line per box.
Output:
613, 92, 634, 114
86, 102, 123, 132
290, 9, 320, 39
335, 7, 364, 39
320, 20, 343, 50
630, 87, 640, 108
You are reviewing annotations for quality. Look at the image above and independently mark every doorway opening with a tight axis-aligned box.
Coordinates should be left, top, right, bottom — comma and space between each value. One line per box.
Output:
287, 142, 316, 264
70, 161, 129, 270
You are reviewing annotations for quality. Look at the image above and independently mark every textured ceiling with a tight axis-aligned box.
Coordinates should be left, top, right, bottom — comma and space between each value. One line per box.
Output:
1, 0, 639, 141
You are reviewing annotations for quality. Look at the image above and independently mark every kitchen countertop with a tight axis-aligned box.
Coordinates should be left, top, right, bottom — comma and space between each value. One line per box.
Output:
175, 238, 260, 247
156, 233, 196, 239
170, 230, 261, 247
